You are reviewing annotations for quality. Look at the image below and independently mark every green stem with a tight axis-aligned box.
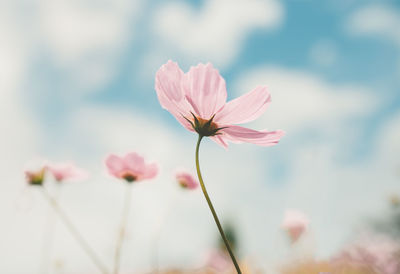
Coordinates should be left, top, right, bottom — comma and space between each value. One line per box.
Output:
40, 187, 109, 274
195, 135, 242, 274
113, 183, 132, 274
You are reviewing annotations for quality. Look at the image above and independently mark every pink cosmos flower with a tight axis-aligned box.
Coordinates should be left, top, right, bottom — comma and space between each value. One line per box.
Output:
47, 162, 88, 182
282, 209, 309, 243
155, 61, 284, 148
175, 170, 199, 189
105, 152, 158, 182
25, 167, 46, 185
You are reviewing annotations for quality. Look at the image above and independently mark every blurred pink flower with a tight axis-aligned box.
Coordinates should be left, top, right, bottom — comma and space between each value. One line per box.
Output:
175, 170, 199, 189
47, 162, 88, 182
25, 167, 46, 185
105, 152, 158, 182
155, 61, 284, 148
333, 233, 400, 274
282, 209, 309, 243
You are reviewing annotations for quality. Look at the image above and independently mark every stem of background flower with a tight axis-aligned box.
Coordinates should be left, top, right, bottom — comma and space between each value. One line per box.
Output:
151, 206, 166, 273
39, 184, 61, 274
195, 135, 242, 274
113, 182, 133, 274
151, 188, 179, 273
40, 187, 109, 274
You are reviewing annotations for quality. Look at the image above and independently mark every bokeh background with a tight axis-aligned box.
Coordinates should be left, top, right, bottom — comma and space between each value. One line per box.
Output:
1, 0, 400, 273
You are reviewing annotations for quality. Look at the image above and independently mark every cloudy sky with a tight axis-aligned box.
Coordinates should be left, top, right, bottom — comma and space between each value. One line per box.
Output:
1, 0, 400, 273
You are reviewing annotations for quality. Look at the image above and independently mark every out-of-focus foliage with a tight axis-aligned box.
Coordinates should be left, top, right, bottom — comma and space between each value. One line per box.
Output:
371, 195, 400, 238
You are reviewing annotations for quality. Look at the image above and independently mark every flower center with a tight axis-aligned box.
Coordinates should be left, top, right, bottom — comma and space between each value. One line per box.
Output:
121, 172, 137, 182
184, 113, 225, 137
26, 168, 46, 186
178, 180, 188, 188
195, 117, 219, 136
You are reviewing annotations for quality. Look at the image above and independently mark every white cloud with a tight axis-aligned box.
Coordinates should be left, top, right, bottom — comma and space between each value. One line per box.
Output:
347, 4, 400, 46
347, 4, 400, 81
0, 3, 29, 93
235, 67, 376, 135
347, 4, 400, 80
153, 0, 284, 68
2, 0, 142, 97
0, 6, 45, 273
35, 0, 142, 92
0, 2, 40, 170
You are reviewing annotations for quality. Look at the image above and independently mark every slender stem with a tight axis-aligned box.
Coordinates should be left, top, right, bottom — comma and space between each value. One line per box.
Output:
195, 135, 242, 274
151, 222, 162, 274
151, 189, 178, 273
40, 187, 109, 274
113, 183, 133, 274
151, 212, 165, 274
39, 186, 60, 274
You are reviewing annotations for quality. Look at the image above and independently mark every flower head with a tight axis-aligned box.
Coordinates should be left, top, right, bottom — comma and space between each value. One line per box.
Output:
105, 152, 158, 183
282, 209, 309, 243
47, 162, 88, 182
25, 167, 46, 186
175, 170, 199, 189
155, 61, 284, 148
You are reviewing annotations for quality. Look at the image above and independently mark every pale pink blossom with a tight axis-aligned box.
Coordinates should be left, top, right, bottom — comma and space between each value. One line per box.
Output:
105, 152, 158, 182
47, 162, 88, 182
333, 233, 400, 274
282, 209, 309, 243
155, 61, 284, 148
175, 170, 199, 189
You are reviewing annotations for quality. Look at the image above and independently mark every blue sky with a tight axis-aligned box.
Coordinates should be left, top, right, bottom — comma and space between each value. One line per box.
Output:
1, 0, 400, 273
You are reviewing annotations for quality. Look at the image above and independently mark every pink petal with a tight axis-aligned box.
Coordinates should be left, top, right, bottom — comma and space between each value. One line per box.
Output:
105, 154, 124, 177
139, 163, 158, 180
155, 61, 193, 130
106, 153, 158, 182
183, 63, 227, 119
47, 162, 88, 182
210, 135, 228, 149
219, 125, 284, 147
215, 86, 271, 124
124, 152, 145, 174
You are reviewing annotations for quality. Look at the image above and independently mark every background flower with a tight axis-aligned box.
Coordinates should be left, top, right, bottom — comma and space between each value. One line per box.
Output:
282, 209, 309, 243
105, 152, 158, 182
25, 167, 46, 186
175, 170, 199, 190
47, 162, 88, 182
